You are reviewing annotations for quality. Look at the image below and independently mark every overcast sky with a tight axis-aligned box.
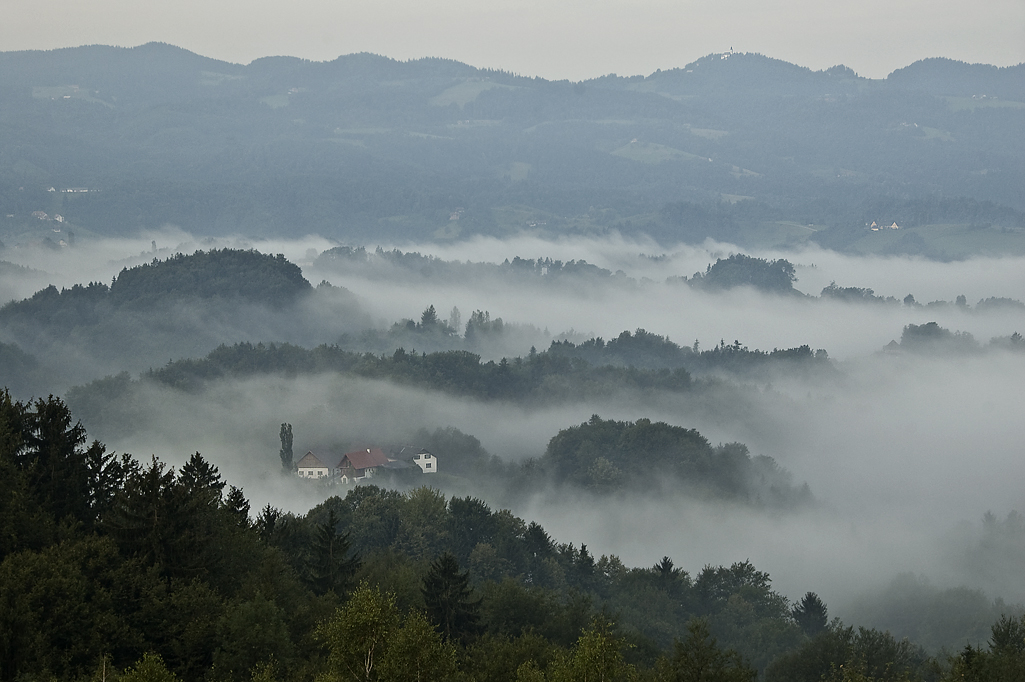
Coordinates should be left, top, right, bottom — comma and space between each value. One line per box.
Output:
1, 0, 1022, 80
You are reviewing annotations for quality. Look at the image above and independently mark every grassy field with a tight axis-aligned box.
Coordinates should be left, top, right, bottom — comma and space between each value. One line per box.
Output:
690, 127, 729, 140
919, 126, 955, 142
720, 193, 756, 203
32, 85, 112, 108
407, 132, 455, 140
429, 79, 518, 107
736, 221, 821, 249
847, 223, 1025, 258
199, 71, 244, 86
259, 94, 290, 109
333, 127, 392, 135
445, 119, 503, 129
943, 96, 1025, 112
611, 141, 708, 164
502, 162, 531, 182
729, 165, 762, 178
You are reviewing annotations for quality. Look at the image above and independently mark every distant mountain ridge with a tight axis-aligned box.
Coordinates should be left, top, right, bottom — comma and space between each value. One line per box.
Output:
1, 43, 1022, 252
3, 42, 1019, 91
887, 58, 1025, 100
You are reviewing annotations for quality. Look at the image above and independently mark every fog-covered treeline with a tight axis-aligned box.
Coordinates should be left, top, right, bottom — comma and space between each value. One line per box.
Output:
0, 238, 1024, 682
3, 391, 1022, 682
0, 249, 371, 391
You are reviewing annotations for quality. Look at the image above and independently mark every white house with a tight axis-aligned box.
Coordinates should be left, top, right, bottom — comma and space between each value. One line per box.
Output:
412, 449, 438, 474
296, 451, 331, 479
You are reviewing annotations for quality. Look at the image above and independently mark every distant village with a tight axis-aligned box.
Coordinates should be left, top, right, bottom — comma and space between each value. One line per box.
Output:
296, 446, 437, 484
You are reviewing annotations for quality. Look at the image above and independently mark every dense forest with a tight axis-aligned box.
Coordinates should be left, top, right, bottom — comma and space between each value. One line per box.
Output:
2, 391, 1023, 682
0, 249, 371, 392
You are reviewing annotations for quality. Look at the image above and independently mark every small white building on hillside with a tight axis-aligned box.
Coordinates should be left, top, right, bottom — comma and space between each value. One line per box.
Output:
412, 449, 438, 474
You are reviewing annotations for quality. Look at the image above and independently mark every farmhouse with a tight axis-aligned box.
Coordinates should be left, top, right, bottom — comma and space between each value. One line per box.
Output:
338, 447, 390, 483
296, 451, 331, 479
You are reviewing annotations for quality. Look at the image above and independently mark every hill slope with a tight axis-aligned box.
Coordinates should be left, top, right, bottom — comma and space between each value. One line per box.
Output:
0, 45, 1022, 251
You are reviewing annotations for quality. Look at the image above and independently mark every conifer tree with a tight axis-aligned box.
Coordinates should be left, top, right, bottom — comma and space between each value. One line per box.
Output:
792, 592, 829, 637
307, 508, 361, 596
421, 552, 481, 645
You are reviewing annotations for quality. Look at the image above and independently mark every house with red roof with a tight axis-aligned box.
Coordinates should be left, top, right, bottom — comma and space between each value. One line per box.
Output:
337, 447, 390, 483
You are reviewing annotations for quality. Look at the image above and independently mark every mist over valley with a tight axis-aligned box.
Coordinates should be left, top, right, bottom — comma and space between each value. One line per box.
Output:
1, 43, 1024, 682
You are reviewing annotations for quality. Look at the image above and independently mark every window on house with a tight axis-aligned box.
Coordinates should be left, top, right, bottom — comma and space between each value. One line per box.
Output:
425, 463, 432, 469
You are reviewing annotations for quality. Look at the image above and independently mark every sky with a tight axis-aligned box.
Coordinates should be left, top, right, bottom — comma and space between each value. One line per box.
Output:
1, 0, 1022, 80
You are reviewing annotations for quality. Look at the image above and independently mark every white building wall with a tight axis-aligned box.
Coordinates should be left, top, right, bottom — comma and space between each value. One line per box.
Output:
413, 452, 438, 474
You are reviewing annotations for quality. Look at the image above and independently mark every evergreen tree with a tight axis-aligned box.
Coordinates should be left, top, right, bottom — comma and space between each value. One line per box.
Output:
792, 592, 829, 637
422, 552, 481, 645
420, 304, 438, 328
20, 396, 93, 525
223, 486, 251, 529
307, 508, 361, 596
179, 452, 224, 498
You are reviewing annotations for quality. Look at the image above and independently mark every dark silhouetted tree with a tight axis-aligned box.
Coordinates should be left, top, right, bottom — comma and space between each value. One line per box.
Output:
307, 508, 361, 596
279, 423, 293, 473
422, 552, 481, 644
792, 592, 829, 637
420, 304, 438, 328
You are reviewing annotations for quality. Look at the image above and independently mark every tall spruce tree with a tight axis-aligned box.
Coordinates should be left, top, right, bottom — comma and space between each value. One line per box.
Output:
421, 552, 481, 645
792, 592, 828, 637
306, 509, 361, 596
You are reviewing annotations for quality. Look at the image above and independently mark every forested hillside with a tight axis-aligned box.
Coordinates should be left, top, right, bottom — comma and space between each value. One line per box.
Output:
2, 391, 1022, 681
0, 249, 369, 391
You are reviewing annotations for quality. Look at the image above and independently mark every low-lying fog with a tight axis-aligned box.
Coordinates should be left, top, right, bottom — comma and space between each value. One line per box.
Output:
89, 348, 1025, 614
5, 228, 1024, 361
4, 227, 1025, 616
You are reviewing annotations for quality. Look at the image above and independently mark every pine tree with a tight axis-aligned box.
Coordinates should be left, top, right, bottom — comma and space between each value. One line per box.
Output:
421, 552, 481, 645
306, 509, 361, 596
792, 592, 828, 637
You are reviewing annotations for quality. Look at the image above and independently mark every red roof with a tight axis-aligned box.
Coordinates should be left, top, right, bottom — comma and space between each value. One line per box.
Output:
339, 447, 390, 471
